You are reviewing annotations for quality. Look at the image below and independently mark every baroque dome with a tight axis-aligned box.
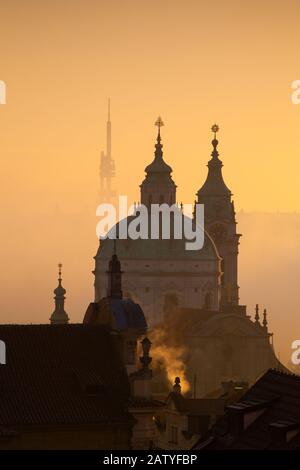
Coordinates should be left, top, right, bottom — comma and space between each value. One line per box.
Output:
96, 213, 220, 262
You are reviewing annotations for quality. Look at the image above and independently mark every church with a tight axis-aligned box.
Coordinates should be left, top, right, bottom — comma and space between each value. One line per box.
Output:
94, 118, 283, 397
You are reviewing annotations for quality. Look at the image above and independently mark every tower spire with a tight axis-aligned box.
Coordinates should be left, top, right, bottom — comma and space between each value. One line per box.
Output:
196, 124, 231, 197
140, 116, 176, 207
196, 124, 241, 308
211, 123, 221, 161
50, 263, 69, 325
107, 247, 123, 299
154, 116, 164, 160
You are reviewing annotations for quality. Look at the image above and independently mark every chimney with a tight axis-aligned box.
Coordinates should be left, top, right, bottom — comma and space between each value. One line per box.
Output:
173, 377, 182, 394
130, 337, 152, 400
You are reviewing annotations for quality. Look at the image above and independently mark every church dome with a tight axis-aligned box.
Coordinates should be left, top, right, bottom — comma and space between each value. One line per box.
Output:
96, 213, 220, 262
144, 155, 172, 175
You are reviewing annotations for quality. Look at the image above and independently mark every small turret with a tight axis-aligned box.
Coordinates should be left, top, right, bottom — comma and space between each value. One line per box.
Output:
140, 117, 177, 207
107, 240, 123, 299
50, 263, 69, 325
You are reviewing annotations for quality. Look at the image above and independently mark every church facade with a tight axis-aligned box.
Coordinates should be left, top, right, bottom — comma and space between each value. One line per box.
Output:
94, 120, 222, 326
93, 120, 283, 396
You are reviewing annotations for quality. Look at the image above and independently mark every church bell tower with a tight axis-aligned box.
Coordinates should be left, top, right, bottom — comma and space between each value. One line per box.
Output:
140, 117, 176, 208
196, 125, 241, 307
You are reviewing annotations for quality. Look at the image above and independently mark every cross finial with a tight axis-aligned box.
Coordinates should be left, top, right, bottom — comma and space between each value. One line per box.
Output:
211, 123, 219, 139
155, 116, 164, 133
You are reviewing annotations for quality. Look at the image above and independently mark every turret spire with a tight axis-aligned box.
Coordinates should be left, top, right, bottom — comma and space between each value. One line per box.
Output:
153, 116, 165, 161
196, 124, 241, 307
107, 246, 123, 299
155, 115, 164, 138
197, 124, 231, 196
50, 263, 69, 325
140, 116, 176, 207
211, 123, 221, 161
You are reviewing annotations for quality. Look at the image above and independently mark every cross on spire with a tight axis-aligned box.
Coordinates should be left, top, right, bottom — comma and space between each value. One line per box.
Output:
155, 116, 164, 138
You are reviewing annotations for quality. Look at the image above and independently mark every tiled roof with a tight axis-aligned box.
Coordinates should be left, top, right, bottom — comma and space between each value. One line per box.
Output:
0, 324, 131, 427
195, 369, 300, 450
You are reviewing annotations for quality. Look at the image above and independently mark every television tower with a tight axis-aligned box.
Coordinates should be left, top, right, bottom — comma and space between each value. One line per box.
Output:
99, 98, 116, 203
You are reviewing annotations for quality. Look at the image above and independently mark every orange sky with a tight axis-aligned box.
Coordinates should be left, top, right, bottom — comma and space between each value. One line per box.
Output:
0, 0, 300, 364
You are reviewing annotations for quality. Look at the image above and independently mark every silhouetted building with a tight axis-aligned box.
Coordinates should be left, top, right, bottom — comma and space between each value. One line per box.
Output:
196, 124, 240, 306
196, 369, 300, 450
95, 119, 221, 324
84, 249, 147, 375
85, 252, 163, 449
50, 263, 69, 325
94, 120, 283, 397
129, 337, 164, 449
0, 252, 161, 450
0, 324, 133, 449
154, 377, 247, 450
152, 304, 282, 397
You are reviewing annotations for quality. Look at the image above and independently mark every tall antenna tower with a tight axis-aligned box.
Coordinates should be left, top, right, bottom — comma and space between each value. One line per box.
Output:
99, 98, 116, 203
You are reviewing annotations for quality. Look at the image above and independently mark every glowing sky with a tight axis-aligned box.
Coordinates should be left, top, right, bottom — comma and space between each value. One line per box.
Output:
0, 0, 300, 364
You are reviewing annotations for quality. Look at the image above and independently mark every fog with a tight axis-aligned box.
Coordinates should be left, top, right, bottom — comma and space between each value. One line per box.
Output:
1, 209, 299, 366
